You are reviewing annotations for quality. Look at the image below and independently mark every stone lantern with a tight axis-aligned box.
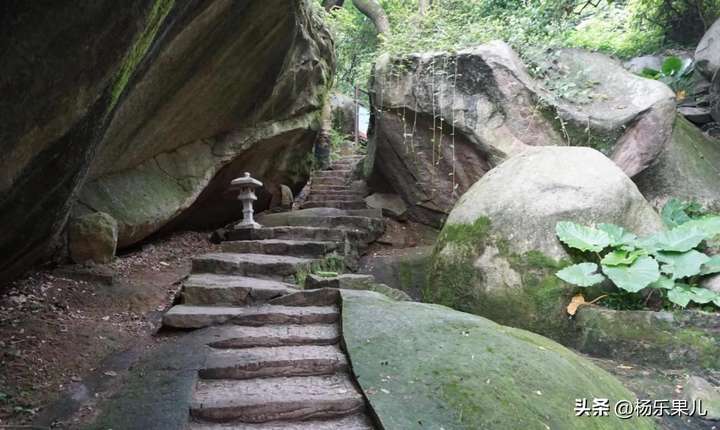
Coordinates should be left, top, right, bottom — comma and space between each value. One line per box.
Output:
231, 172, 263, 229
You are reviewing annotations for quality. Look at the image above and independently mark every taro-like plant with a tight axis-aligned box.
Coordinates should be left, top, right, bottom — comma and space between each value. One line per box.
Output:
554, 213, 720, 308
639, 56, 694, 100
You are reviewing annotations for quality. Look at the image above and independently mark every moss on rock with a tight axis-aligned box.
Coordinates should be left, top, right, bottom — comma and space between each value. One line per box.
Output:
341, 290, 657, 430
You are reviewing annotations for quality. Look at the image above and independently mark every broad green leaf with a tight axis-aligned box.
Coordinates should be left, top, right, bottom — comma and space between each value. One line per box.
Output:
662, 56, 683, 76
648, 275, 675, 290
683, 216, 720, 240
700, 255, 720, 276
667, 285, 693, 307
640, 224, 706, 253
597, 223, 638, 247
655, 250, 710, 279
602, 256, 660, 293
660, 198, 691, 228
601, 250, 640, 266
556, 263, 606, 287
556, 222, 610, 253
690, 287, 717, 304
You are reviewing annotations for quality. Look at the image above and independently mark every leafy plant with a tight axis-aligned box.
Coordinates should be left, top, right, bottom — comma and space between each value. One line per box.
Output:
639, 56, 694, 100
555, 216, 720, 308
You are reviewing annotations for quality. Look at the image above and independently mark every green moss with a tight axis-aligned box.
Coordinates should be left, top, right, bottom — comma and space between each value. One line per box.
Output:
294, 253, 345, 288
110, 0, 174, 109
538, 101, 622, 155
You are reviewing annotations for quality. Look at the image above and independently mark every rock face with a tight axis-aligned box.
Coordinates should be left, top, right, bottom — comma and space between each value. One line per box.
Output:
696, 19, 720, 80
426, 146, 663, 338
366, 41, 675, 227
0, 0, 333, 281
341, 290, 656, 430
67, 212, 119, 264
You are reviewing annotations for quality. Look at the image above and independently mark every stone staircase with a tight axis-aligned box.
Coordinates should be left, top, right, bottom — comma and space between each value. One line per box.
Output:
162, 154, 379, 429
301, 156, 367, 211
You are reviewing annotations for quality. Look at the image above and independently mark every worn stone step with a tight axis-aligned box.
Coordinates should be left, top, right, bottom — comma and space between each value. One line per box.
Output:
162, 305, 339, 329
208, 324, 340, 349
312, 177, 347, 186
313, 170, 352, 178
310, 185, 353, 192
191, 374, 365, 423
260, 215, 384, 239
306, 194, 364, 203
200, 345, 347, 379
192, 253, 314, 280
182, 274, 297, 306
221, 240, 338, 258
302, 201, 367, 210
188, 414, 374, 429
226, 226, 350, 243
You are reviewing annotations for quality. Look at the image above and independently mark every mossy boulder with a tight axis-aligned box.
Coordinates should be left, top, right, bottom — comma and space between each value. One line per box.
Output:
341, 290, 657, 430
426, 146, 663, 339
67, 212, 119, 264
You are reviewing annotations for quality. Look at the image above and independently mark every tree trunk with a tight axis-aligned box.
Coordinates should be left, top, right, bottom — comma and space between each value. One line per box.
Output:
322, 0, 344, 11
352, 0, 391, 36
418, 0, 431, 15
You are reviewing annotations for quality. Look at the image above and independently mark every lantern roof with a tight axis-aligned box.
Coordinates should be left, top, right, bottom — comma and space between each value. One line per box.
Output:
231, 172, 263, 188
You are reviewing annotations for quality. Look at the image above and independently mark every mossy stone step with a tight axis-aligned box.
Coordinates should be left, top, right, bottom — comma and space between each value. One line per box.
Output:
221, 240, 339, 258
192, 253, 315, 281
190, 374, 365, 423
208, 324, 341, 349
188, 414, 374, 429
306, 195, 365, 203
162, 304, 339, 329
182, 274, 297, 306
225, 226, 350, 243
200, 345, 348, 379
311, 177, 348, 186
301, 201, 367, 210
313, 170, 352, 178
310, 185, 354, 192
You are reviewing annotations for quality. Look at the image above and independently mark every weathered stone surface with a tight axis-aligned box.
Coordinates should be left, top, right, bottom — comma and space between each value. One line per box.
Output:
359, 246, 433, 300
341, 290, 655, 430
679, 106, 713, 124
427, 147, 663, 338
364, 193, 407, 220
634, 116, 720, 212
623, 55, 663, 74
685, 376, 720, 420
575, 307, 720, 369
280, 185, 294, 209
188, 414, 374, 430
268, 289, 341, 307
0, 0, 334, 281
162, 304, 339, 329
259, 211, 384, 242
200, 345, 347, 379
330, 93, 357, 138
192, 253, 314, 281
221, 240, 338, 259
305, 274, 411, 301
208, 324, 340, 349
696, 19, 720, 79
366, 41, 675, 226
191, 374, 365, 423
182, 274, 297, 306
67, 212, 118, 264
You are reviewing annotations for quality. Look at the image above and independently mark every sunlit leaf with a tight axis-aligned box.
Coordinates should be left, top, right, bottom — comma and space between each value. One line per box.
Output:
689, 287, 717, 304
648, 275, 674, 290
667, 284, 693, 307
700, 255, 720, 276
556, 263, 606, 287
602, 256, 660, 293
556, 222, 610, 252
601, 250, 641, 266
597, 223, 637, 247
640, 224, 706, 253
655, 250, 710, 279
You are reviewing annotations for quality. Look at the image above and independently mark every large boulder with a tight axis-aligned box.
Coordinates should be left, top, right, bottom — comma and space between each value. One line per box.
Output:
696, 19, 720, 80
426, 146, 663, 338
366, 41, 675, 227
633, 116, 720, 212
0, 0, 333, 281
342, 290, 656, 430
67, 212, 118, 264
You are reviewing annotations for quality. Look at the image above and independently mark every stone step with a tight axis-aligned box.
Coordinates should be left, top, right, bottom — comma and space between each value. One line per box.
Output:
221, 240, 338, 258
200, 345, 348, 379
310, 185, 353, 192
260, 216, 384, 238
313, 170, 352, 178
191, 374, 365, 423
226, 226, 350, 243
306, 194, 364, 203
188, 413, 374, 429
162, 305, 339, 329
302, 201, 367, 210
312, 177, 347, 186
182, 274, 297, 306
192, 253, 314, 281
208, 324, 340, 349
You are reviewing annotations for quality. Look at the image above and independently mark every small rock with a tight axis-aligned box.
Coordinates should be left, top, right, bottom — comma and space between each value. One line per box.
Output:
685, 375, 720, 420
280, 184, 294, 209
679, 106, 713, 124
365, 193, 407, 220
68, 212, 118, 264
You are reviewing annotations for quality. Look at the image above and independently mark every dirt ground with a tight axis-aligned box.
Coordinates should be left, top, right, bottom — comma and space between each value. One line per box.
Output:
0, 231, 219, 427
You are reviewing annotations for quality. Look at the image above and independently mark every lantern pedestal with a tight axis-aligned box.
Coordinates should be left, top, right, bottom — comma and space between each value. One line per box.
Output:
230, 172, 263, 230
